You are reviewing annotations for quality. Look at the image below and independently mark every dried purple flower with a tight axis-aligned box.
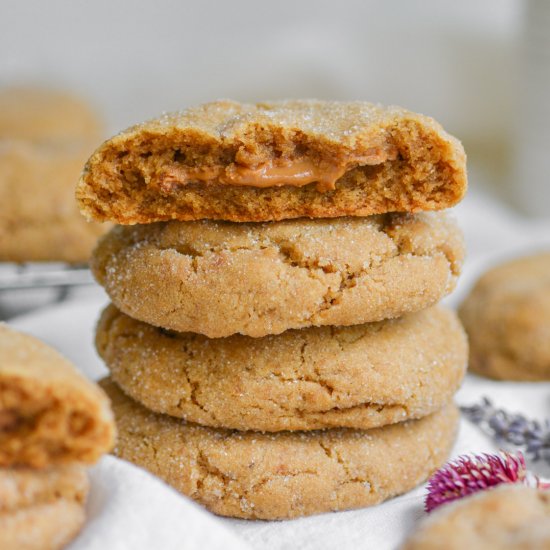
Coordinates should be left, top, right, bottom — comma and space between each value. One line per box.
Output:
425, 451, 549, 512
461, 397, 550, 463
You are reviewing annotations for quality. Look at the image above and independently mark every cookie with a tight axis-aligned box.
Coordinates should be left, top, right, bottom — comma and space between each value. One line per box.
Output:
92, 212, 463, 338
101, 378, 458, 520
97, 304, 467, 432
0, 140, 109, 263
459, 253, 550, 381
0, 500, 86, 550
76, 100, 467, 224
0, 86, 102, 144
0, 464, 89, 513
0, 465, 88, 550
402, 485, 550, 550
0, 324, 115, 468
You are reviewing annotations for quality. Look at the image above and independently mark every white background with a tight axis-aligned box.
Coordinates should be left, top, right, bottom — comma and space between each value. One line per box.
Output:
1, 1, 521, 169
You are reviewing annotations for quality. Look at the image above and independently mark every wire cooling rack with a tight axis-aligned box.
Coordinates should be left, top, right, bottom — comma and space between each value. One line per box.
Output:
0, 263, 97, 319
0, 263, 94, 291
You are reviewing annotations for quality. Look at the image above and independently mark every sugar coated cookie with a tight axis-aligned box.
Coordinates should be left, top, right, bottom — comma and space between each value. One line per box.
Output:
77, 100, 466, 224
92, 212, 463, 337
102, 378, 458, 520
97, 304, 467, 431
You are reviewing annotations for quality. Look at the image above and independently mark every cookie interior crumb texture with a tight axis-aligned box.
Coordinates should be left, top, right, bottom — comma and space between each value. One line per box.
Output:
459, 252, 550, 381
0, 324, 115, 468
102, 377, 458, 520
77, 100, 467, 224
96, 304, 467, 431
91, 212, 464, 337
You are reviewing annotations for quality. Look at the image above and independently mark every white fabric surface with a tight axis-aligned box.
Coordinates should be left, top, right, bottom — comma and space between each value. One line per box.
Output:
72, 456, 249, 550
7, 187, 550, 550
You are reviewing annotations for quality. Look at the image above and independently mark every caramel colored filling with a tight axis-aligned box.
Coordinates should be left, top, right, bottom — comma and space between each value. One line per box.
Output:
156, 146, 398, 193
0, 409, 19, 432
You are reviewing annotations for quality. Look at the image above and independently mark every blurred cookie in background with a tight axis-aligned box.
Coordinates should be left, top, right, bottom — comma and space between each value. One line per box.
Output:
0, 86, 108, 264
0, 87, 102, 145
0, 140, 107, 263
402, 485, 550, 550
459, 252, 550, 381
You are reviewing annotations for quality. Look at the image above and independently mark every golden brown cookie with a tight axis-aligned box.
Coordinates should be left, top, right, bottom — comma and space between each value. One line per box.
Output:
0, 140, 108, 263
459, 253, 550, 381
0, 87, 102, 144
0, 324, 115, 468
77, 100, 467, 224
92, 212, 464, 338
102, 378, 458, 520
0, 465, 88, 550
97, 304, 467, 432
0, 464, 89, 513
402, 485, 550, 550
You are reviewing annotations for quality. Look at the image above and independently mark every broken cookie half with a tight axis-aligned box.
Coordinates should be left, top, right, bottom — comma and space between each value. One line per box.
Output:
0, 324, 115, 549
77, 100, 467, 224
0, 465, 89, 550
0, 323, 115, 468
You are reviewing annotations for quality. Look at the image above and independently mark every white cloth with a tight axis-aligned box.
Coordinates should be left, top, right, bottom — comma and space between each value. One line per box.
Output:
73, 456, 249, 550
8, 187, 550, 550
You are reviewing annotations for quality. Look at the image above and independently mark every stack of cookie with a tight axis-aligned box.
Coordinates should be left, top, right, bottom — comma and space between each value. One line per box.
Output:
0, 324, 115, 550
77, 100, 468, 519
0, 87, 107, 263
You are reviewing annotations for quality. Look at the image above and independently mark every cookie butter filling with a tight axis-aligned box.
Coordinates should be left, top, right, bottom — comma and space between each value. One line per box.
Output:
0, 409, 18, 431
156, 146, 398, 193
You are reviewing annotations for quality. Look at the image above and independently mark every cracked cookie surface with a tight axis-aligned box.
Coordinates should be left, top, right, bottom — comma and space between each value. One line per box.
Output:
459, 252, 550, 381
97, 304, 466, 431
91, 212, 464, 337
0, 324, 115, 468
77, 99, 466, 224
0, 464, 88, 550
101, 377, 458, 520
402, 485, 550, 550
